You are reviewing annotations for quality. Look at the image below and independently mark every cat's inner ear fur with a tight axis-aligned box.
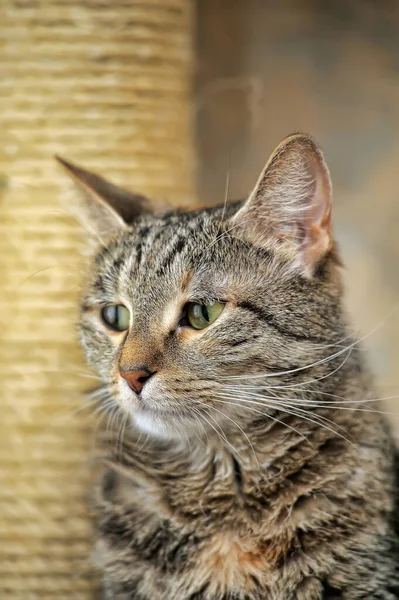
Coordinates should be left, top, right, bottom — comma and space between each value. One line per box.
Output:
232, 133, 333, 276
55, 156, 152, 237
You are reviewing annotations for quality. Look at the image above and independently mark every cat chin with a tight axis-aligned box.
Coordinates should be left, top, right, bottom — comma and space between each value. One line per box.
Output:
133, 411, 176, 439
132, 409, 200, 441
118, 379, 198, 440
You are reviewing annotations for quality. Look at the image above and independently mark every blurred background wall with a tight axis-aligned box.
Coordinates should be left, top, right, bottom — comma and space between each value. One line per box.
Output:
195, 0, 399, 435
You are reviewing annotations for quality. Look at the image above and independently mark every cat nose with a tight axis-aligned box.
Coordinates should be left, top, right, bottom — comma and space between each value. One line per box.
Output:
120, 369, 154, 393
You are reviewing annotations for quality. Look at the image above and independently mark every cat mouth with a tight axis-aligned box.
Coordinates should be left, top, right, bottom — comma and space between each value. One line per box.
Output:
136, 396, 184, 420
132, 402, 194, 438
120, 386, 174, 418
118, 378, 195, 425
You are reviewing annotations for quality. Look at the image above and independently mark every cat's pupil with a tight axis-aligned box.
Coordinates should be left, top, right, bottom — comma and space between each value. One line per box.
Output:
201, 305, 210, 322
186, 301, 224, 330
101, 304, 130, 332
192, 303, 210, 323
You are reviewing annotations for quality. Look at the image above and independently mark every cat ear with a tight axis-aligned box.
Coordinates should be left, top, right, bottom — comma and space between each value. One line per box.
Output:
55, 156, 151, 236
232, 133, 333, 275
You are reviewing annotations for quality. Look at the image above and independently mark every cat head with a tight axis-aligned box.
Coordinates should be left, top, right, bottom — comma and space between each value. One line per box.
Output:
58, 134, 345, 438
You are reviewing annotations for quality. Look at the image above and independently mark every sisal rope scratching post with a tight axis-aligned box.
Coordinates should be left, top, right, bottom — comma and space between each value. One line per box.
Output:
0, 1, 195, 597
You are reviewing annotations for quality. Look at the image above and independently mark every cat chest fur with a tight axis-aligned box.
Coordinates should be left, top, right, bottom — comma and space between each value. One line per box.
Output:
94, 437, 370, 599
96, 469, 288, 598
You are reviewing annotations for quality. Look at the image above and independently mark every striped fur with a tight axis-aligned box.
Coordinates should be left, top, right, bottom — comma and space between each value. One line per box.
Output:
63, 135, 398, 599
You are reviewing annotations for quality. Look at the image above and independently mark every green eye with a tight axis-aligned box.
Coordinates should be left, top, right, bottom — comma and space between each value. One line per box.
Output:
101, 304, 130, 332
186, 301, 225, 330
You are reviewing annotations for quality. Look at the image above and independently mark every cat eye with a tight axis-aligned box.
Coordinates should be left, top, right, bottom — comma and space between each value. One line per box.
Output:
185, 301, 225, 330
101, 304, 130, 332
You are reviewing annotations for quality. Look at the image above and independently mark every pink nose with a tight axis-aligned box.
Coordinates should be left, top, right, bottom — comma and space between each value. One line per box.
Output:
120, 370, 152, 393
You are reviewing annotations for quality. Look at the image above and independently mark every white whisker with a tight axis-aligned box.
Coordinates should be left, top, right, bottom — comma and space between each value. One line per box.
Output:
193, 403, 244, 460
214, 392, 355, 446
199, 400, 260, 469
222, 385, 399, 408
210, 397, 311, 445
224, 346, 353, 392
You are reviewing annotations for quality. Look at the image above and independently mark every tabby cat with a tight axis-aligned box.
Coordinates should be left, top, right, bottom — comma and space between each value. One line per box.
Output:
58, 134, 398, 599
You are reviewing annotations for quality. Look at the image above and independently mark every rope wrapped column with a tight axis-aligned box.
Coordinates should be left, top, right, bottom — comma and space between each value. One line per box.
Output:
0, 1, 195, 597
